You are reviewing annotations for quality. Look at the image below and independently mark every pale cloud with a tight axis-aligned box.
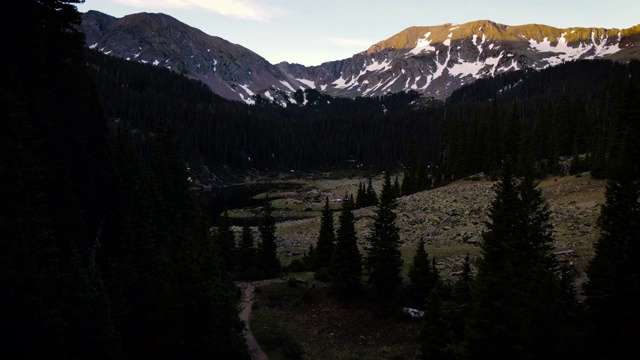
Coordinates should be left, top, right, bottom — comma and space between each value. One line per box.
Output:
326, 37, 373, 48
112, 0, 290, 22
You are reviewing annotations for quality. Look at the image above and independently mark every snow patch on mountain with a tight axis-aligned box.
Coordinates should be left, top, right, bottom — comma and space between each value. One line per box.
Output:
409, 32, 436, 55
239, 84, 254, 96
528, 32, 621, 67
296, 78, 315, 88
279, 80, 296, 92
366, 58, 393, 72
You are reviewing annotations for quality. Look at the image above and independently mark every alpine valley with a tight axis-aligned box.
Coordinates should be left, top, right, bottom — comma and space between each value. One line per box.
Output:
81, 10, 640, 104
6, 2, 640, 359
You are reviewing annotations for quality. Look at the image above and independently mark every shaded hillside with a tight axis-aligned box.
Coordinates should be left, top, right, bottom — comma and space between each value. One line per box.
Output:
87, 46, 639, 190
86, 49, 444, 172
81, 10, 306, 103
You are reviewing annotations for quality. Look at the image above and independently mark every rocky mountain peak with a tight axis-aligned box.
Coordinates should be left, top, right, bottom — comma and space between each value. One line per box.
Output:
81, 11, 304, 104
81, 12, 640, 104
284, 20, 639, 100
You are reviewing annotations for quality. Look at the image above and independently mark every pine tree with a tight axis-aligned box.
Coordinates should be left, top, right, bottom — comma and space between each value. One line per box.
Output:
557, 263, 582, 357
356, 178, 378, 208
149, 129, 249, 358
366, 172, 403, 304
313, 197, 336, 271
407, 238, 438, 308
419, 287, 453, 360
365, 177, 379, 206
393, 174, 401, 197
256, 201, 281, 278
583, 175, 640, 359
355, 181, 366, 208
464, 161, 563, 359
330, 195, 362, 297
448, 254, 475, 349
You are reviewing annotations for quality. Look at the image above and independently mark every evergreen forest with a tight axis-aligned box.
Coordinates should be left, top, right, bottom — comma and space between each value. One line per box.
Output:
85, 45, 639, 183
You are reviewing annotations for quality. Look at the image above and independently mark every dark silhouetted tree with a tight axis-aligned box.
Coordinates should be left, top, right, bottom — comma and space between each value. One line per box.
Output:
419, 287, 453, 360
407, 238, 439, 309
366, 173, 403, 305
330, 196, 362, 297
313, 197, 335, 271
583, 174, 640, 359
256, 201, 281, 278
464, 161, 564, 359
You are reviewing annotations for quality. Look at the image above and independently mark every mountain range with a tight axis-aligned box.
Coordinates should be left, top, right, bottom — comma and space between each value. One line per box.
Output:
80, 10, 640, 105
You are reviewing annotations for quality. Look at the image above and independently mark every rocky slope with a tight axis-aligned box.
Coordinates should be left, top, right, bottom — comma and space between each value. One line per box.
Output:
81, 11, 640, 103
80, 11, 304, 104
268, 173, 606, 282
281, 21, 640, 100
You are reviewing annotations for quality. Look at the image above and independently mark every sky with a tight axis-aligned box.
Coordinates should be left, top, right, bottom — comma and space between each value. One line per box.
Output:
77, 0, 640, 66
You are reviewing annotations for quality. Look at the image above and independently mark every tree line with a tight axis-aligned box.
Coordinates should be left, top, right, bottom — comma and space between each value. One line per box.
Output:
86, 46, 639, 186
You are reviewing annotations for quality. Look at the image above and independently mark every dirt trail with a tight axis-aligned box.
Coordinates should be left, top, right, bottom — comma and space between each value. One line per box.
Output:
238, 280, 285, 360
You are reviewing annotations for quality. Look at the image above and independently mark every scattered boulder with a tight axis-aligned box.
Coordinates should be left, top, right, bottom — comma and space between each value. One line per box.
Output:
466, 235, 482, 245
579, 225, 594, 234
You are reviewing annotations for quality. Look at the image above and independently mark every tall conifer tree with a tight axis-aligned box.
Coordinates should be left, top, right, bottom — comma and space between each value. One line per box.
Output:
419, 287, 453, 360
583, 175, 640, 359
464, 161, 564, 359
256, 201, 281, 278
366, 173, 403, 304
330, 196, 362, 296
366, 177, 379, 206
313, 197, 336, 270
407, 238, 438, 308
